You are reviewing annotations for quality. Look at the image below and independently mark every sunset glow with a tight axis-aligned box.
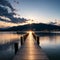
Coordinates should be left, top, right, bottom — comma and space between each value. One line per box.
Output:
0, 0, 60, 60
0, 0, 60, 27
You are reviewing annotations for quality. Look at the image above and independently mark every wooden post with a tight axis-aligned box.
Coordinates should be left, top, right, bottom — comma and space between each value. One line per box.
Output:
14, 43, 18, 54
37, 36, 39, 46
21, 36, 23, 45
32, 33, 36, 40
23, 33, 29, 42
24, 35, 26, 42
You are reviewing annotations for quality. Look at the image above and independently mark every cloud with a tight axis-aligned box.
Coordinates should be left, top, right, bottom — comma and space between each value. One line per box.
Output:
0, 0, 27, 24
0, 6, 8, 16
0, 0, 14, 11
0, 12, 27, 23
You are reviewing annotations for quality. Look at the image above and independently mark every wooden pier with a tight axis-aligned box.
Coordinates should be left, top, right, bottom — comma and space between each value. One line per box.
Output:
13, 31, 49, 60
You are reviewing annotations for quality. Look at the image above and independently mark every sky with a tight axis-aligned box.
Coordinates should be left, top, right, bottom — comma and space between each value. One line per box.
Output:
10, 0, 60, 20
0, 0, 60, 27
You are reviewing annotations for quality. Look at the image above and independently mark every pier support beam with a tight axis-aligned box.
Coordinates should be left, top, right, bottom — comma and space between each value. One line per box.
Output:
20, 36, 24, 45
14, 43, 18, 54
37, 36, 39, 45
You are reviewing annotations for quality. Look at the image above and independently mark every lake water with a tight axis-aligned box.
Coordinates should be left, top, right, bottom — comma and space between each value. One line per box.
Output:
0, 32, 24, 60
37, 33, 60, 60
0, 32, 60, 60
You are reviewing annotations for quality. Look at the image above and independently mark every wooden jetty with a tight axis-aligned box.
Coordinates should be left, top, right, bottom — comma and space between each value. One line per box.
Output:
13, 31, 49, 60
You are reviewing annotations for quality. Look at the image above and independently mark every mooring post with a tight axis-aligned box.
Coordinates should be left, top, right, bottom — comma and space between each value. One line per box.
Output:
33, 33, 36, 40
21, 36, 24, 45
23, 33, 28, 42
24, 35, 26, 42
14, 43, 18, 54
37, 36, 40, 45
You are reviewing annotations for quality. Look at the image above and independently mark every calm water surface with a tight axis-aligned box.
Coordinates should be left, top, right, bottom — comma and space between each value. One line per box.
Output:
0, 32, 24, 60
0, 32, 60, 60
37, 33, 60, 60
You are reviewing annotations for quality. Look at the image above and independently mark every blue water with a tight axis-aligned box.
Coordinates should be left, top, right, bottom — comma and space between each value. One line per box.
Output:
0, 32, 60, 60
0, 32, 22, 60
37, 33, 60, 60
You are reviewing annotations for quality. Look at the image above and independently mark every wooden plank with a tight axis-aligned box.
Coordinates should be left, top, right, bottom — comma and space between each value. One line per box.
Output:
13, 33, 49, 60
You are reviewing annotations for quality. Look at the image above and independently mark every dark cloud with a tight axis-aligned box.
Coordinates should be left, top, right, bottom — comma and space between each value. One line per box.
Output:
0, 0, 27, 24
0, 0, 14, 11
0, 11, 27, 23
0, 6, 8, 16
0, 17, 11, 22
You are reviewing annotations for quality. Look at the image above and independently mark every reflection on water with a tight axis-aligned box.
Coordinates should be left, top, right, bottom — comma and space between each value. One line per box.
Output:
38, 34, 60, 60
0, 32, 24, 60
0, 45, 14, 60
0, 32, 21, 44
0, 31, 60, 60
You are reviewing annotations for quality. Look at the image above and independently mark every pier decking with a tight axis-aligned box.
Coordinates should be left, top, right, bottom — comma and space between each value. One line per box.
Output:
13, 31, 49, 60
